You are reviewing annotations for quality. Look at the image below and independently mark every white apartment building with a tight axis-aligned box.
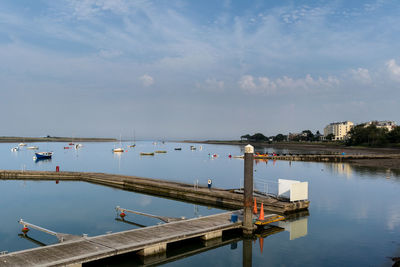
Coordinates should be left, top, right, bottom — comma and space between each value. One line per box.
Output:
324, 121, 354, 140
364, 120, 396, 131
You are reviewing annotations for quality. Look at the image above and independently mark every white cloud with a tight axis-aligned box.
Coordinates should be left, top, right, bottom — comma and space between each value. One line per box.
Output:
386, 59, 400, 82
239, 74, 339, 94
139, 74, 154, 87
351, 68, 372, 84
238, 75, 256, 91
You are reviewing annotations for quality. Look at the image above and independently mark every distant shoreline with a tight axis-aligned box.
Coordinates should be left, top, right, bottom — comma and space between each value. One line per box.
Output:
0, 136, 117, 143
183, 140, 400, 171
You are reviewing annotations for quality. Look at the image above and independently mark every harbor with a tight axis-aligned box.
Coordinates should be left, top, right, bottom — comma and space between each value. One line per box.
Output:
0, 141, 399, 266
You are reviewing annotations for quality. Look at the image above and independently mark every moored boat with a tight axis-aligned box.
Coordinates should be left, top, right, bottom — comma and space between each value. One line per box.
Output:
174, 148, 182, 150
27, 146, 39, 150
34, 152, 53, 160
112, 148, 124, 152
19, 143, 27, 147
140, 152, 154, 156
155, 150, 167, 153
11, 147, 19, 152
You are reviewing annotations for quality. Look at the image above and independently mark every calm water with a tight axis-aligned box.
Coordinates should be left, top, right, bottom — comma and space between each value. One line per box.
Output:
1, 141, 399, 266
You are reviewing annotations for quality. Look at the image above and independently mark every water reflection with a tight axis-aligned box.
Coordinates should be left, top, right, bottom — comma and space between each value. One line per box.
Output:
34, 158, 52, 164
18, 234, 46, 247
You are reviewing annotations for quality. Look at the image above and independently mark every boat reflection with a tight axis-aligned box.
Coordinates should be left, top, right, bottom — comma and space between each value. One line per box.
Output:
33, 158, 52, 164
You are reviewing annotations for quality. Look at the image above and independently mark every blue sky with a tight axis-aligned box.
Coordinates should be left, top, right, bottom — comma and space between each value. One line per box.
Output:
1, 0, 399, 139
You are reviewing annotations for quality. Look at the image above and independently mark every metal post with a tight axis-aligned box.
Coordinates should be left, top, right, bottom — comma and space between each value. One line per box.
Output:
243, 144, 254, 235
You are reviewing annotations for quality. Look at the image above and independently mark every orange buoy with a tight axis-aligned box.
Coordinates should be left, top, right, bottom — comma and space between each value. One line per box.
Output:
258, 203, 264, 221
120, 212, 126, 219
253, 198, 258, 214
22, 226, 29, 234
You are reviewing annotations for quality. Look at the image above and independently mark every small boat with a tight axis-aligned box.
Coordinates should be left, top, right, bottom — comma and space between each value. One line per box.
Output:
112, 148, 124, 152
128, 144, 136, 148
174, 148, 182, 150
11, 147, 19, 152
27, 146, 39, 150
34, 152, 53, 160
155, 150, 167, 154
140, 152, 154, 156
190, 146, 196, 150
19, 143, 27, 147
75, 143, 83, 149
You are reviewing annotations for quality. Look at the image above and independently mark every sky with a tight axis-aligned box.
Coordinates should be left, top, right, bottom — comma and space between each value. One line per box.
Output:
0, 0, 400, 140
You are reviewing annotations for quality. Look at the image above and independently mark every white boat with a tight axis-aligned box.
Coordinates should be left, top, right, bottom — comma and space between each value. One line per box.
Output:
19, 143, 27, 147
27, 146, 39, 150
11, 147, 19, 152
75, 143, 83, 149
113, 135, 124, 153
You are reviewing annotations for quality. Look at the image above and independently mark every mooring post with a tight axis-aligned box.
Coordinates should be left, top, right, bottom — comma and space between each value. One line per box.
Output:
243, 144, 254, 235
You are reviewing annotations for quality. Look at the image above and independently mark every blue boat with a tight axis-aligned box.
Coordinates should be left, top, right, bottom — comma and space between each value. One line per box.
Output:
34, 152, 53, 160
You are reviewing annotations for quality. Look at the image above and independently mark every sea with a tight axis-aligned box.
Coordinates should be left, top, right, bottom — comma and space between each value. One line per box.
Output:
0, 141, 399, 266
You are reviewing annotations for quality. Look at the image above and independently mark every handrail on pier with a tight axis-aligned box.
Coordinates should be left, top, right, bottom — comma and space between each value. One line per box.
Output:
18, 219, 81, 242
115, 206, 186, 223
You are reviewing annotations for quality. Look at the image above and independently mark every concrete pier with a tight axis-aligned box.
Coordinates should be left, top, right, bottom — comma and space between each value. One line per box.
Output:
0, 170, 309, 214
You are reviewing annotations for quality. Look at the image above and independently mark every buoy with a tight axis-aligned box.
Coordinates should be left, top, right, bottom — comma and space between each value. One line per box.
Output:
228, 154, 232, 158
120, 212, 126, 219
258, 203, 264, 221
253, 198, 258, 214
21, 226, 29, 234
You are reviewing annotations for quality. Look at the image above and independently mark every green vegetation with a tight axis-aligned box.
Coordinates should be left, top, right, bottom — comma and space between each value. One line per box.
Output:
241, 130, 323, 143
346, 125, 400, 147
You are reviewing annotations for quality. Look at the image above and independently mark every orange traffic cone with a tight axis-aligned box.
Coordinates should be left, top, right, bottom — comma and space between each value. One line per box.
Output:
259, 237, 264, 253
253, 198, 258, 214
258, 203, 264, 221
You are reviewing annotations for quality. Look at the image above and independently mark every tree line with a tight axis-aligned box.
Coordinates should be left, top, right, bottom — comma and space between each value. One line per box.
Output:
241, 125, 400, 147
241, 130, 323, 143
346, 124, 400, 146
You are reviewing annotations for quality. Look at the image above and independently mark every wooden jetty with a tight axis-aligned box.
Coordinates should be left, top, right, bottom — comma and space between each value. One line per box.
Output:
0, 211, 242, 267
0, 170, 309, 214
254, 153, 400, 163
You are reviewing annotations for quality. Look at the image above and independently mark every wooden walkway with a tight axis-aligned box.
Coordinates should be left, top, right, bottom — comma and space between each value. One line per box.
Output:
0, 211, 242, 267
0, 170, 309, 214
254, 153, 400, 162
